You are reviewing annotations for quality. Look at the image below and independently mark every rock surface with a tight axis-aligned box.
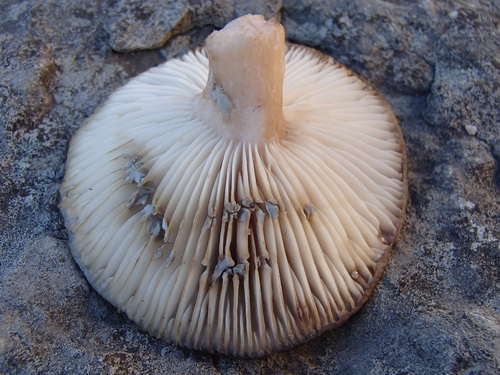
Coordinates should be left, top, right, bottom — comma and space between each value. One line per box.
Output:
1, 0, 498, 373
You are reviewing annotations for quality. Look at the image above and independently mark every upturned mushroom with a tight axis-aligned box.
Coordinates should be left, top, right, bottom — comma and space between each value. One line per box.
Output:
60, 15, 407, 357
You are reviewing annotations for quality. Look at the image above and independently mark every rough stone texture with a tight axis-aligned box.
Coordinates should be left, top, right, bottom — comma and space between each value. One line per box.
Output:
1, 0, 498, 373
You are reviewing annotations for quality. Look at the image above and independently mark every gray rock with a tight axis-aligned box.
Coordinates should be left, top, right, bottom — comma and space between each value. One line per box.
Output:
104, 0, 282, 51
1, 0, 498, 374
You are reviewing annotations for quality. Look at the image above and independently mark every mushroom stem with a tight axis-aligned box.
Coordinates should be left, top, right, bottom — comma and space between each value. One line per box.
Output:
197, 15, 286, 143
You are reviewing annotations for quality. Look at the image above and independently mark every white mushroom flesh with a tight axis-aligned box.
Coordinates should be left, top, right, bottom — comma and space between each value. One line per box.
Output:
60, 15, 406, 357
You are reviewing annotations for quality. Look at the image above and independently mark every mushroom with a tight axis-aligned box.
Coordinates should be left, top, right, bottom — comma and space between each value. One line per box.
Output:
59, 15, 407, 357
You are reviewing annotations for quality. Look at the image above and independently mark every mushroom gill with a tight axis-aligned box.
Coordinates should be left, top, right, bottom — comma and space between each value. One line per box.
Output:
59, 15, 407, 357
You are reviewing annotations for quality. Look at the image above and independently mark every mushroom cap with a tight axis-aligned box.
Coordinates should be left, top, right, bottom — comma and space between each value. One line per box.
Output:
60, 37, 407, 356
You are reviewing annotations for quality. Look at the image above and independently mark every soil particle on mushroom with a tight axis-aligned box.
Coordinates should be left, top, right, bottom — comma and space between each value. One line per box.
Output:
59, 14, 407, 358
